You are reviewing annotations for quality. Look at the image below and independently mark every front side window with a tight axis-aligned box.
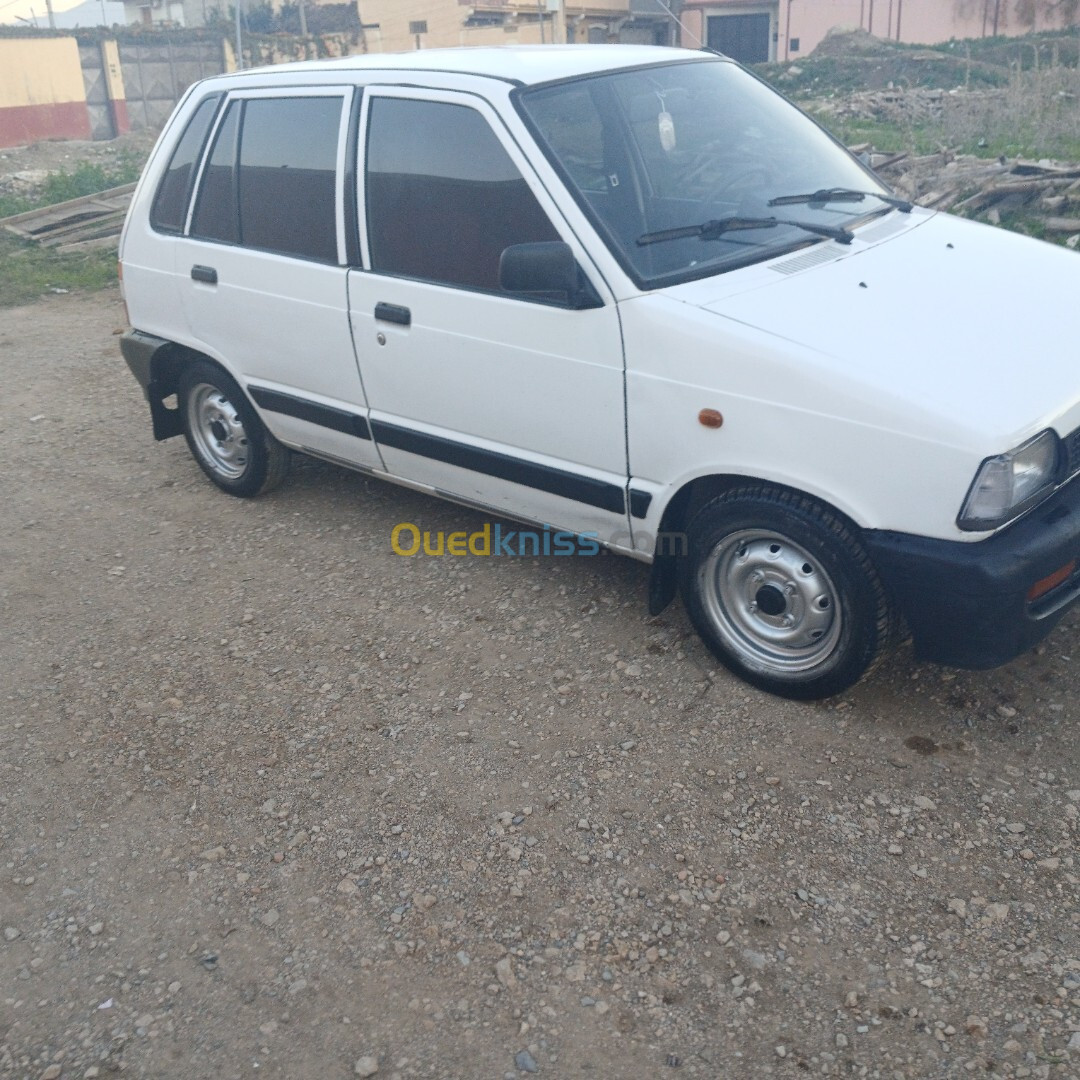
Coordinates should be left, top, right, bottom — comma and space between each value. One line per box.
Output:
190, 95, 342, 262
365, 97, 559, 293
519, 59, 892, 287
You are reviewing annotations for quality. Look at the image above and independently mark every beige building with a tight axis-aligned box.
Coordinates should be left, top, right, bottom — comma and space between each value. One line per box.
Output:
358, 0, 677, 52
679, 1, 1080, 65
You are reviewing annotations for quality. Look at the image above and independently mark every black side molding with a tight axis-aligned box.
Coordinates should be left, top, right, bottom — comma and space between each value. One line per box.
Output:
249, 387, 371, 440
370, 419, 626, 515
629, 488, 653, 519
374, 302, 411, 326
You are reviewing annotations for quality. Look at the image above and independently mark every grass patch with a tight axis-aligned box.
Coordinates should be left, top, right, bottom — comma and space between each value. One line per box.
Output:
0, 156, 141, 306
0, 154, 143, 218
807, 114, 942, 154
0, 231, 118, 308
808, 110, 1080, 160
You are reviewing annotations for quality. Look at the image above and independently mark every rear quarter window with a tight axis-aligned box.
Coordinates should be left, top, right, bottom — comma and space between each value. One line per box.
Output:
150, 94, 222, 234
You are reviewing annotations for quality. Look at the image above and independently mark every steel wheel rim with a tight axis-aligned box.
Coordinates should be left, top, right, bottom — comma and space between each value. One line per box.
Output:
699, 528, 842, 673
188, 383, 250, 481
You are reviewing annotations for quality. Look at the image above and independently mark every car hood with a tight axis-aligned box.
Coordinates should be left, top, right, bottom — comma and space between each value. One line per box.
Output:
669, 210, 1080, 453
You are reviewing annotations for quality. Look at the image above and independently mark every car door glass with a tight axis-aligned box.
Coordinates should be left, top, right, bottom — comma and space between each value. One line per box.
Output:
238, 97, 341, 262
365, 97, 559, 293
190, 96, 341, 261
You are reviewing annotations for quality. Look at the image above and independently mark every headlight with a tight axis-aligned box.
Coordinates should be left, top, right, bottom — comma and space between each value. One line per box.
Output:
958, 430, 1060, 531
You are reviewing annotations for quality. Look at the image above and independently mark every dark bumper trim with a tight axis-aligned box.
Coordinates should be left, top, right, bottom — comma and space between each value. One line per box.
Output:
865, 475, 1080, 669
120, 330, 183, 441
120, 329, 167, 393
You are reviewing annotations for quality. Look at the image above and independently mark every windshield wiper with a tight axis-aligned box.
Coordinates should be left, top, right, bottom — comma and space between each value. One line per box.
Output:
768, 187, 913, 213
637, 215, 854, 247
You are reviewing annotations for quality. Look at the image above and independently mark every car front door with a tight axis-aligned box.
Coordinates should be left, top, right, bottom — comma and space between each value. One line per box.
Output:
347, 88, 631, 546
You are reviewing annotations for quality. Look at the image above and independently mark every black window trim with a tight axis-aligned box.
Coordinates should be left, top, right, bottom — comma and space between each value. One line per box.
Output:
184, 86, 351, 267
357, 85, 611, 309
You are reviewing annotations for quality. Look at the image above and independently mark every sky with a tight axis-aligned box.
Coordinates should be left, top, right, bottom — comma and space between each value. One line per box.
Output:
0, 0, 124, 28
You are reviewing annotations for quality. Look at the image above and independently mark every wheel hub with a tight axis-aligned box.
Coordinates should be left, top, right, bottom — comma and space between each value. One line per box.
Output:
754, 583, 787, 617
188, 383, 250, 481
699, 529, 842, 673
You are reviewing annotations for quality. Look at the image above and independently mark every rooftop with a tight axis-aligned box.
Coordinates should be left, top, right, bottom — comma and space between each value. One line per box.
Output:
239, 44, 712, 87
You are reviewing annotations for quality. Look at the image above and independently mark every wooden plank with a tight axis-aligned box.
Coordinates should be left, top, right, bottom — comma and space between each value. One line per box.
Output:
1012, 160, 1080, 178
0, 183, 135, 244
0, 183, 135, 228
37, 210, 128, 247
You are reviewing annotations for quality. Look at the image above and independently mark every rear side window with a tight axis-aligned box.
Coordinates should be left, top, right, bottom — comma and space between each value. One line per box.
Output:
191, 100, 240, 245
238, 97, 341, 262
150, 94, 221, 233
365, 98, 559, 292
190, 95, 342, 262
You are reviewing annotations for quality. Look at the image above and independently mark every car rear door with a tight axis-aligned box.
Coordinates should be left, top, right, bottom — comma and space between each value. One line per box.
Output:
175, 87, 382, 472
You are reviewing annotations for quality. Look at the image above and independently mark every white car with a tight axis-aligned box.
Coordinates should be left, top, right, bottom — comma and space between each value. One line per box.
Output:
119, 44, 1080, 700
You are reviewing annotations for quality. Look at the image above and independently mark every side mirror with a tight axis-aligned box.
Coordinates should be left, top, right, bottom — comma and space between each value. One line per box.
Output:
499, 242, 599, 308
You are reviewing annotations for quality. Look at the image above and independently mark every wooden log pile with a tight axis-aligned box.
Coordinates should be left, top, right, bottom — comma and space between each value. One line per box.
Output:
855, 147, 1080, 246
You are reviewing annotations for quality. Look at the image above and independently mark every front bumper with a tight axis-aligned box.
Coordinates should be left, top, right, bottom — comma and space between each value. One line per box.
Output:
866, 474, 1080, 669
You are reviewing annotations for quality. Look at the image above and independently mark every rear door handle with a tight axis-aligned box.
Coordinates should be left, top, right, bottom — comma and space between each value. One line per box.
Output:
374, 302, 410, 326
191, 264, 218, 285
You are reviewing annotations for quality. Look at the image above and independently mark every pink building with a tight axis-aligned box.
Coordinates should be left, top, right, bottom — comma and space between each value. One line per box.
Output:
678, 1, 1080, 64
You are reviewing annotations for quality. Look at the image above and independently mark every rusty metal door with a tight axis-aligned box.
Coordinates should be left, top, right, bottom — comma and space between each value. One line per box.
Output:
118, 38, 225, 131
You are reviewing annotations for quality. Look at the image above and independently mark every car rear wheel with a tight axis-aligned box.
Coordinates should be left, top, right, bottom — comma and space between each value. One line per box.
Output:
681, 485, 893, 700
178, 361, 289, 497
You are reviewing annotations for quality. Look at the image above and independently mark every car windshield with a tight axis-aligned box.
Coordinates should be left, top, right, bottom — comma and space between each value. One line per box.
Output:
517, 58, 892, 287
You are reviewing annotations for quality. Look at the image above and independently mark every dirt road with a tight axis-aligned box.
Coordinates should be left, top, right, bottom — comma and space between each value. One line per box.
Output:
1, 291, 1077, 1079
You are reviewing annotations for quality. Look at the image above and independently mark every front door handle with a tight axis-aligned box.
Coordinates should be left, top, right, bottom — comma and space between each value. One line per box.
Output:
191, 264, 218, 285
374, 302, 410, 327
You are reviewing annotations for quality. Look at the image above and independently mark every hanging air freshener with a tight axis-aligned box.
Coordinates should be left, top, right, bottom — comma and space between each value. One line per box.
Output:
657, 92, 676, 152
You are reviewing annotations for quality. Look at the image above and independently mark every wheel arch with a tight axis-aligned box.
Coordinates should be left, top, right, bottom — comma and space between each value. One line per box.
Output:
646, 473, 870, 617
146, 342, 244, 442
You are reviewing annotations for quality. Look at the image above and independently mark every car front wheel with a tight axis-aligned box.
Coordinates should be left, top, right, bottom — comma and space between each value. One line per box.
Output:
681, 485, 893, 700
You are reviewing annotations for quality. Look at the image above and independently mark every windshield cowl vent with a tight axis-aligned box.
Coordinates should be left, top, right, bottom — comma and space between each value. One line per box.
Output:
769, 246, 844, 276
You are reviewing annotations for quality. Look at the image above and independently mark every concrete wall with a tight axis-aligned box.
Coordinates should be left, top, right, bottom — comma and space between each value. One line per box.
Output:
0, 38, 92, 148
681, 0, 1080, 60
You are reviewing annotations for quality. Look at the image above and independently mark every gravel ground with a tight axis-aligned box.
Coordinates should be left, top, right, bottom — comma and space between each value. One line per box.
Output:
1, 291, 1078, 1080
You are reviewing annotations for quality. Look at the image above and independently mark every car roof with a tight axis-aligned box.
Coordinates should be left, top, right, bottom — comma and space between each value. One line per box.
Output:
235, 44, 713, 87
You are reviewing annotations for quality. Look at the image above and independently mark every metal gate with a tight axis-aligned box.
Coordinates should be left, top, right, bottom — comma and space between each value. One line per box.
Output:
706, 13, 771, 65
118, 38, 225, 131
79, 43, 116, 141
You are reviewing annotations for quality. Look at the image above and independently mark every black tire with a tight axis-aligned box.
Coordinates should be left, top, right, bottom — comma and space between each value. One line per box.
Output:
680, 485, 894, 700
178, 361, 290, 497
